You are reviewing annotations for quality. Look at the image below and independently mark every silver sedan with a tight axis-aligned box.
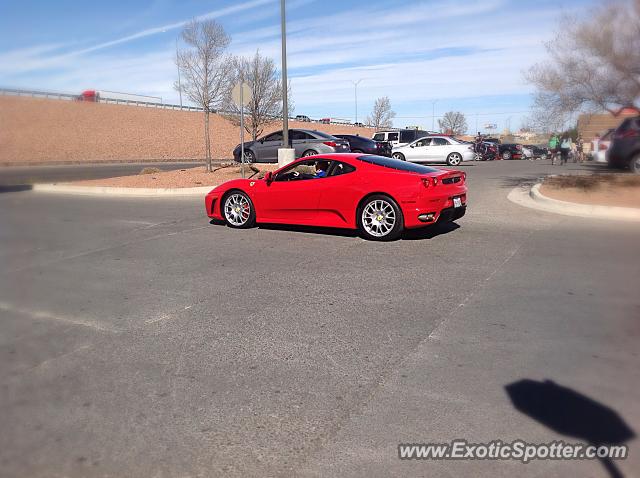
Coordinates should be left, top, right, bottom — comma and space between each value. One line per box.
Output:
233, 129, 350, 163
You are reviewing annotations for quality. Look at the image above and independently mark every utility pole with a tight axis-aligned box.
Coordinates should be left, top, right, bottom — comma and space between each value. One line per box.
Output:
176, 37, 182, 108
431, 100, 438, 131
351, 79, 363, 124
280, 0, 289, 147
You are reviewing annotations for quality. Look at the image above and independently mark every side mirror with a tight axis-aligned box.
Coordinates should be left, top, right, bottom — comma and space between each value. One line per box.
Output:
259, 138, 265, 143
410, 144, 415, 148
264, 171, 273, 184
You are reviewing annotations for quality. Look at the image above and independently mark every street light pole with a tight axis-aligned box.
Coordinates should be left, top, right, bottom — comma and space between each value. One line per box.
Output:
351, 79, 363, 124
280, 0, 289, 147
176, 38, 182, 108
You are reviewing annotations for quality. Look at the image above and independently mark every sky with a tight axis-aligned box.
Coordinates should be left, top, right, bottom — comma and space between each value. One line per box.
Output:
0, 0, 600, 132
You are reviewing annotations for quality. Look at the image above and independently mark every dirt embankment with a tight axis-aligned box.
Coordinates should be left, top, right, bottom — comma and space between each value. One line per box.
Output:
541, 174, 640, 208
0, 95, 373, 165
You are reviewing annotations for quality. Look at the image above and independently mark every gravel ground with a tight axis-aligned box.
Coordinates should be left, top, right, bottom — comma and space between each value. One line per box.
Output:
0, 96, 373, 164
65, 164, 280, 188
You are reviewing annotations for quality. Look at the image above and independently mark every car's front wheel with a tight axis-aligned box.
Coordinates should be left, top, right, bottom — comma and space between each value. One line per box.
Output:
302, 150, 318, 157
392, 152, 405, 161
446, 152, 462, 166
631, 153, 640, 174
357, 195, 404, 241
222, 190, 256, 229
502, 150, 512, 160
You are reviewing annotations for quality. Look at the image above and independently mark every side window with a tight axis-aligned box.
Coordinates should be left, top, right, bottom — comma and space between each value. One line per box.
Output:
415, 138, 431, 147
388, 132, 399, 142
290, 130, 307, 141
400, 130, 414, 143
432, 137, 448, 146
373, 133, 384, 141
275, 159, 331, 181
329, 162, 356, 177
264, 131, 283, 142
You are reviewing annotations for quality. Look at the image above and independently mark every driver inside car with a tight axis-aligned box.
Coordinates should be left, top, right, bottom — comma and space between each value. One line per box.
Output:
314, 160, 329, 178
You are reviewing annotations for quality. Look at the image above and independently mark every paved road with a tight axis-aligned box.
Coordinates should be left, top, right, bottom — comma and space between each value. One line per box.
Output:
0, 162, 205, 186
1, 160, 638, 477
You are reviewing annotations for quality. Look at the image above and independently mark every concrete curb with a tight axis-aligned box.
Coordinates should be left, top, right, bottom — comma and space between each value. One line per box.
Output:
32, 183, 214, 197
507, 182, 640, 222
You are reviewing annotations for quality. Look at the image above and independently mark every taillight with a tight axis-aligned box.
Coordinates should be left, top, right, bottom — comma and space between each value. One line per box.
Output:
323, 141, 337, 147
616, 130, 639, 139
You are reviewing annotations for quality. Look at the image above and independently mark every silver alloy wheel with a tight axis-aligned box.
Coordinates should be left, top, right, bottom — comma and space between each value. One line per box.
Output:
392, 153, 405, 161
448, 153, 462, 165
302, 150, 317, 157
224, 193, 251, 226
362, 199, 396, 237
502, 151, 511, 160
632, 154, 640, 174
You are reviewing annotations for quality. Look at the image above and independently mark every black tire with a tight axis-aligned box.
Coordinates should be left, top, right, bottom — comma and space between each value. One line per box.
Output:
222, 190, 256, 229
446, 152, 463, 166
351, 149, 364, 154
631, 153, 640, 174
302, 150, 318, 157
243, 149, 256, 163
502, 150, 512, 160
357, 194, 404, 241
392, 152, 405, 161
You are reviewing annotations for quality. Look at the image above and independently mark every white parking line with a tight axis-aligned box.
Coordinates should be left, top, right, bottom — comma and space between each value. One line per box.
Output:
0, 301, 116, 333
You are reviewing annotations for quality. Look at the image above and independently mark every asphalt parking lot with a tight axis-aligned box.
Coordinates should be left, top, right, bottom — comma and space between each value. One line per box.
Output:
1, 160, 638, 477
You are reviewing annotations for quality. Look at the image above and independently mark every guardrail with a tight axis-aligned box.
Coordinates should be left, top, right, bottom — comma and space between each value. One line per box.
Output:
0, 87, 372, 126
0, 87, 203, 112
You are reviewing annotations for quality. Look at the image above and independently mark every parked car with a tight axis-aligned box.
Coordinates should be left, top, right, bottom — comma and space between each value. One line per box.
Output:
591, 128, 614, 163
498, 143, 523, 160
391, 135, 475, 166
319, 118, 331, 124
295, 115, 311, 122
334, 134, 392, 157
354, 122, 364, 127
372, 129, 433, 147
205, 153, 467, 241
232, 129, 350, 163
521, 145, 548, 159
607, 116, 640, 173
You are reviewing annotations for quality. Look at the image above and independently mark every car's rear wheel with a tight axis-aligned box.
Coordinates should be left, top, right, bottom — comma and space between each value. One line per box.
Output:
357, 195, 404, 241
502, 150, 512, 160
302, 150, 318, 157
222, 190, 256, 229
242, 149, 256, 163
392, 152, 405, 161
446, 152, 462, 166
631, 153, 640, 174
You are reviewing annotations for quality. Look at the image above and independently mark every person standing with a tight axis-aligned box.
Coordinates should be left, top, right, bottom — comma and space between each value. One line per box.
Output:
548, 133, 560, 165
576, 135, 585, 162
560, 134, 572, 166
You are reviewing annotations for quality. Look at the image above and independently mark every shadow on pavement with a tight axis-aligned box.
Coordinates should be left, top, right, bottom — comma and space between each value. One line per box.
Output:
505, 379, 635, 478
209, 219, 460, 241
0, 184, 33, 194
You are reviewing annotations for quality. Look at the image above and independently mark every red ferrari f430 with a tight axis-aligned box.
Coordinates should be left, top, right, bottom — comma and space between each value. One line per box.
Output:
205, 154, 467, 241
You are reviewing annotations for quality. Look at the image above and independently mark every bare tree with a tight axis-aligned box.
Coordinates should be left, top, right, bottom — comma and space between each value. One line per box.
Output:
366, 97, 396, 129
225, 51, 291, 141
175, 19, 233, 172
526, 0, 640, 122
438, 111, 468, 135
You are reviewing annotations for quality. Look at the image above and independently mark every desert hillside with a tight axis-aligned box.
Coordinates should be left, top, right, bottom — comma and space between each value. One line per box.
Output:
0, 96, 373, 164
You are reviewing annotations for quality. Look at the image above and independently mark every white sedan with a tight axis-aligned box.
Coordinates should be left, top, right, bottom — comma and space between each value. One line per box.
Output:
391, 135, 475, 166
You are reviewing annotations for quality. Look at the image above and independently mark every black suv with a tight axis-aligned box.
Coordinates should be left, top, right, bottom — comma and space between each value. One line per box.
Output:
333, 134, 392, 157
608, 116, 640, 174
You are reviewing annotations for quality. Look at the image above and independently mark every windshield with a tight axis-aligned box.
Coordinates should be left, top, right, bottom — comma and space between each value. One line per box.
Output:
356, 155, 439, 173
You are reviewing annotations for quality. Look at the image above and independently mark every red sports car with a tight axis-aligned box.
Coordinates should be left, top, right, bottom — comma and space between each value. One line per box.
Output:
205, 154, 467, 241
